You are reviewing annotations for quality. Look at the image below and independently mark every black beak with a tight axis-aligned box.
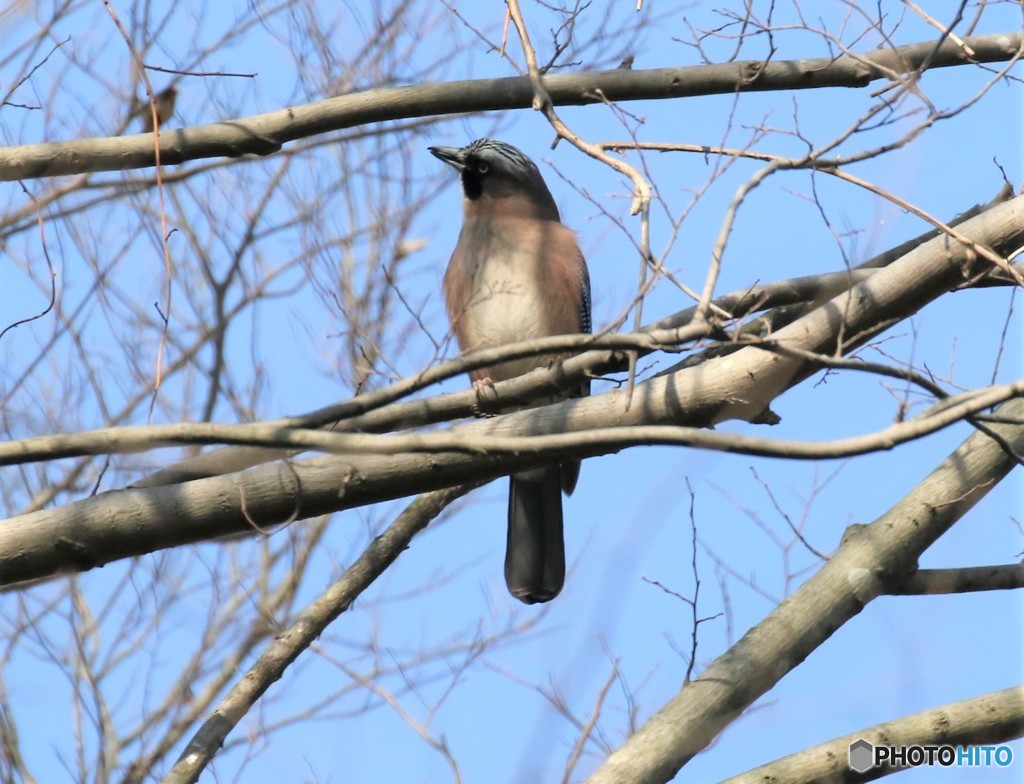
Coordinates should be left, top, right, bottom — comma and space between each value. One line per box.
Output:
428, 145, 467, 171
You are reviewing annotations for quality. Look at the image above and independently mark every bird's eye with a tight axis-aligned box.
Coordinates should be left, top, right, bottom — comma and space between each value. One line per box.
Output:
476, 160, 490, 174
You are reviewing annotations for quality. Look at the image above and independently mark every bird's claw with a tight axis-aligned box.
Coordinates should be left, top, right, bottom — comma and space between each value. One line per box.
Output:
472, 377, 499, 417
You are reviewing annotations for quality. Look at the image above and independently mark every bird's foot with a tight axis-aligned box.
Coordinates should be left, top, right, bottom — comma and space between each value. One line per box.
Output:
472, 377, 499, 417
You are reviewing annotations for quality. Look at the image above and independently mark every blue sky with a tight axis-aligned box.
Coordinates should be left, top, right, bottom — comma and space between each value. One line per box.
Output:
1, 2, 1021, 782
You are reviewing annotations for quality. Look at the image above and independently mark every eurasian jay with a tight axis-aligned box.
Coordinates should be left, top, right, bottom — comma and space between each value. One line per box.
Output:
430, 138, 591, 604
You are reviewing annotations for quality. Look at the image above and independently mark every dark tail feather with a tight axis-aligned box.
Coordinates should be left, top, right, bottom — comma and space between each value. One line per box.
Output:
505, 467, 565, 603
560, 459, 582, 496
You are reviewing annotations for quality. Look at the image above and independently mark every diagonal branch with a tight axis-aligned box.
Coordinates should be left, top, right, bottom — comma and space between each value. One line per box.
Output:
719, 685, 1024, 784
0, 193, 1021, 586
128, 187, 1013, 489
586, 397, 1024, 784
162, 483, 476, 784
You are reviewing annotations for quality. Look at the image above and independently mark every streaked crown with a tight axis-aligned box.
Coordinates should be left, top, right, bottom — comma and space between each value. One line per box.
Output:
429, 138, 560, 220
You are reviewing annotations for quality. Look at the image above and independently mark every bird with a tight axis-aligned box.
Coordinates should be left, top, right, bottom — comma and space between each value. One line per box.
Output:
429, 138, 591, 604
136, 85, 178, 132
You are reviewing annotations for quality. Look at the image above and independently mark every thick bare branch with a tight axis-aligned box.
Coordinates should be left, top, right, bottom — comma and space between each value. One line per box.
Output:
1, 193, 1021, 585
0, 33, 1018, 181
720, 686, 1024, 784
586, 397, 1024, 784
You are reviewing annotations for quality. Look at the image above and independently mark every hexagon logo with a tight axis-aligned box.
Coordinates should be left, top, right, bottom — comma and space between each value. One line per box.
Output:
849, 738, 875, 773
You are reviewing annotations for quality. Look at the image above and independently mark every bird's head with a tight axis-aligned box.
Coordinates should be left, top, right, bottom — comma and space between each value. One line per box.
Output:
429, 139, 560, 220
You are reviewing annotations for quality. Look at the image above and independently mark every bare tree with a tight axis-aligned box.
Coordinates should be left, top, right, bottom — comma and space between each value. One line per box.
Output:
1, 2, 1021, 783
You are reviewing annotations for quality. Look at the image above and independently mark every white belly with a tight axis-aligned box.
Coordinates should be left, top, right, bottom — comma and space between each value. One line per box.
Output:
469, 259, 547, 341
446, 217, 582, 384
462, 251, 554, 381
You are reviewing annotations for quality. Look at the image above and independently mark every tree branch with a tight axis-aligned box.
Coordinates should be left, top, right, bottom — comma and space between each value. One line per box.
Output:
163, 484, 475, 784
0, 33, 1019, 181
1, 193, 1021, 586
586, 396, 1024, 784
129, 186, 1013, 489
720, 686, 1024, 784
887, 563, 1024, 595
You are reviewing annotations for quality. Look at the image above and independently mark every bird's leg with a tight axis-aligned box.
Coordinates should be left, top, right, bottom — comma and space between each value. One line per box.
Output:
471, 377, 499, 417
543, 353, 569, 368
